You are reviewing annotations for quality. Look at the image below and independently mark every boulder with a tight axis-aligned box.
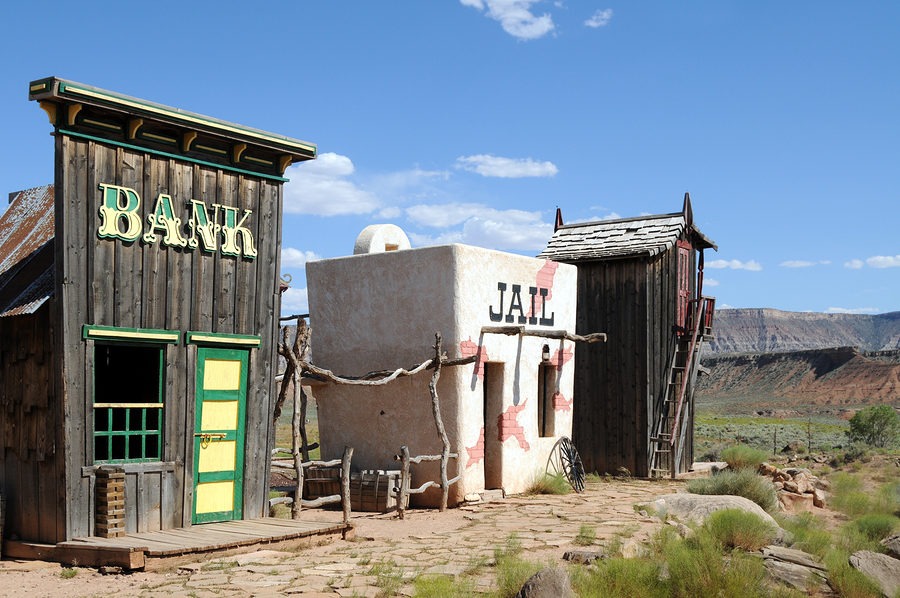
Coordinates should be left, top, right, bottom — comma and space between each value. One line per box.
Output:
812, 488, 828, 508
762, 545, 829, 593
882, 534, 900, 559
515, 568, 574, 598
648, 494, 779, 528
849, 550, 900, 598
778, 491, 815, 514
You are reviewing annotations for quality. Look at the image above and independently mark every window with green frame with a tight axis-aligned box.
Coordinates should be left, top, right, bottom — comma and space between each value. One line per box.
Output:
93, 343, 164, 463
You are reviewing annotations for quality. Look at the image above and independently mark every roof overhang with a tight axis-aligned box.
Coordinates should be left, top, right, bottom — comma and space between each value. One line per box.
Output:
29, 77, 316, 180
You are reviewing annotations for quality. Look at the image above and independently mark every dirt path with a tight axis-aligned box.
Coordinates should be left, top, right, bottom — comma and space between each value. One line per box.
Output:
0, 478, 684, 597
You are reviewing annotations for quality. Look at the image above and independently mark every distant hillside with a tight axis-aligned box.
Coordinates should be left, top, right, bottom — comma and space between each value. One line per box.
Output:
706, 309, 900, 354
696, 347, 900, 407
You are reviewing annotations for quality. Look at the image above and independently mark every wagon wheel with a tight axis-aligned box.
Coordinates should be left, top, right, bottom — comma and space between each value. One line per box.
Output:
546, 436, 585, 493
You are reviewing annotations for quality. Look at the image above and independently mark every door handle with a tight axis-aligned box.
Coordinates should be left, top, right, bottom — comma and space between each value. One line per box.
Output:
194, 432, 227, 448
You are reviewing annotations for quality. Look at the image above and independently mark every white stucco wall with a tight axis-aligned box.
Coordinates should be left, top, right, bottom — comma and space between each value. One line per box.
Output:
307, 243, 577, 506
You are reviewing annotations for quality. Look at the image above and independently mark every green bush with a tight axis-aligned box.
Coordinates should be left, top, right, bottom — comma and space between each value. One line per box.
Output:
847, 405, 900, 448
525, 473, 571, 495
853, 513, 899, 542
413, 574, 474, 597
720, 444, 770, 470
703, 509, 778, 551
572, 557, 667, 598
686, 469, 778, 512
824, 549, 882, 598
830, 472, 873, 518
574, 524, 596, 546
667, 533, 770, 598
777, 512, 831, 558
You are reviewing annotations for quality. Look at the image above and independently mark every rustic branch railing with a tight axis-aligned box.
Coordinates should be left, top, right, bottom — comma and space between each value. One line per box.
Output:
269, 446, 353, 525
481, 326, 607, 344
392, 445, 461, 519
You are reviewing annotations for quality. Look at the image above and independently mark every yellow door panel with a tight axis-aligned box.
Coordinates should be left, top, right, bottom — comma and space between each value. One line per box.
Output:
201, 400, 239, 430
203, 359, 242, 391
198, 440, 236, 473
196, 481, 235, 514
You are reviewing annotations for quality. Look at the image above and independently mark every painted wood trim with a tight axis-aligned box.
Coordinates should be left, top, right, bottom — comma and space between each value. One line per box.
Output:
186, 331, 261, 348
81, 462, 177, 476
82, 324, 180, 344
29, 78, 316, 157
58, 129, 290, 182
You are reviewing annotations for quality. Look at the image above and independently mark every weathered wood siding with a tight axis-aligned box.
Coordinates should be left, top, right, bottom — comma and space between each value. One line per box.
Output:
0, 304, 65, 544
55, 135, 281, 541
571, 238, 696, 477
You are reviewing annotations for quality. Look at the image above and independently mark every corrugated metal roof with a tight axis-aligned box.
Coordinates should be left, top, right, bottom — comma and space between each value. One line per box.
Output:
539, 212, 688, 261
0, 185, 55, 317
0, 266, 53, 317
0, 185, 54, 277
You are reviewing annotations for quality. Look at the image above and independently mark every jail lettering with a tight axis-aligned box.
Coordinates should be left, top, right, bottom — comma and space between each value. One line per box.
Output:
489, 282, 555, 326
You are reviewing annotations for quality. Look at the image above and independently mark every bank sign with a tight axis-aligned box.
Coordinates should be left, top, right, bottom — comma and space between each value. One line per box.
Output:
97, 183, 256, 259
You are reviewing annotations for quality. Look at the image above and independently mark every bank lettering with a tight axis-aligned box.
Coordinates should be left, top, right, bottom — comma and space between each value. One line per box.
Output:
97, 183, 257, 259
489, 282, 555, 326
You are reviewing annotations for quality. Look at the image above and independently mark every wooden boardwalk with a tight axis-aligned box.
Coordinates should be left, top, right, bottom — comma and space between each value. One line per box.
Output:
4, 518, 351, 570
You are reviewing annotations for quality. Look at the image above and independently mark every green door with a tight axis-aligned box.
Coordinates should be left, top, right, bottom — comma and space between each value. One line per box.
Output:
192, 347, 248, 523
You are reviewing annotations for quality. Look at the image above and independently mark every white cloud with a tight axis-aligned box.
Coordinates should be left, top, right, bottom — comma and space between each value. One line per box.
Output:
703, 278, 720, 287
825, 306, 881, 315
281, 247, 321, 268
281, 287, 309, 315
568, 212, 621, 224
707, 259, 763, 271
407, 205, 552, 251
866, 255, 900, 268
780, 260, 831, 268
460, 0, 555, 40
844, 259, 864, 269
584, 8, 613, 28
377, 206, 403, 219
283, 152, 379, 216
456, 154, 558, 178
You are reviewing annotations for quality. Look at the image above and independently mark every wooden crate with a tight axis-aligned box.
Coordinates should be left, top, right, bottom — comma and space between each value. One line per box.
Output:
303, 466, 341, 499
349, 470, 408, 513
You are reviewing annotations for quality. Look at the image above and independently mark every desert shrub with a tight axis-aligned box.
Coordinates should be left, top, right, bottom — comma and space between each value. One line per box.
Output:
824, 549, 882, 598
720, 444, 769, 470
667, 533, 770, 598
702, 508, 778, 551
829, 472, 872, 518
572, 557, 667, 598
777, 512, 832, 558
686, 468, 778, 512
853, 513, 899, 542
490, 534, 543, 598
847, 405, 900, 448
574, 524, 596, 546
413, 574, 474, 597
525, 473, 570, 495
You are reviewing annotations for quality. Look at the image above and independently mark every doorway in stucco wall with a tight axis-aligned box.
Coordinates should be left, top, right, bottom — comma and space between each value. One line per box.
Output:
483, 362, 504, 490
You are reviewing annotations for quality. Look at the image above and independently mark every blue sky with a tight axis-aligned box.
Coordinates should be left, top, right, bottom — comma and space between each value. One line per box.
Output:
1, 1, 898, 316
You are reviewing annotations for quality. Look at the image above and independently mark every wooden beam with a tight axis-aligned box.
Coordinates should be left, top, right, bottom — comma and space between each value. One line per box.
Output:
481, 326, 607, 344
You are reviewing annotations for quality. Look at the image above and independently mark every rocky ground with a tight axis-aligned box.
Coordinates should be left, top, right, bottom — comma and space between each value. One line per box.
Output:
0, 478, 683, 597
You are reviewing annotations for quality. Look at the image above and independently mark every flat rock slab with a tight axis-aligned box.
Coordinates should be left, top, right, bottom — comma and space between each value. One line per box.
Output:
762, 545, 826, 571
763, 558, 828, 592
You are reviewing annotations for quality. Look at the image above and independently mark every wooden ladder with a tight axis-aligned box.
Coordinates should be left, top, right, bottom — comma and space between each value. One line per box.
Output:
650, 299, 709, 478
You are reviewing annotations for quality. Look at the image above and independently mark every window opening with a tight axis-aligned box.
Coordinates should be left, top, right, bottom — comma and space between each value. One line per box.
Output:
93, 343, 164, 463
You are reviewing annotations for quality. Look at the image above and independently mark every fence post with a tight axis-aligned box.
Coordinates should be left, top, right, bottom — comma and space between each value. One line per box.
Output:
341, 446, 353, 525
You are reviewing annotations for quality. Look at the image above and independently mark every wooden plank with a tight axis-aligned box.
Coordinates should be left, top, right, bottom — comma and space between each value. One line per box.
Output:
234, 175, 260, 336
125, 471, 138, 533
60, 135, 92, 541
4, 540, 145, 570
191, 165, 216, 331
141, 155, 170, 330
213, 172, 237, 333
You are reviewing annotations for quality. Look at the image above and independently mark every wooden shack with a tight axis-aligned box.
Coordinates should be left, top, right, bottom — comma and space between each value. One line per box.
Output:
539, 194, 717, 477
0, 77, 323, 561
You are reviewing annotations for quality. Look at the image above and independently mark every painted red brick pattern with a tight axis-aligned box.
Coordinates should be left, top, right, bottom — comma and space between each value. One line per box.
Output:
466, 427, 485, 467
552, 391, 572, 412
497, 401, 530, 451
459, 337, 489, 379
552, 344, 573, 371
